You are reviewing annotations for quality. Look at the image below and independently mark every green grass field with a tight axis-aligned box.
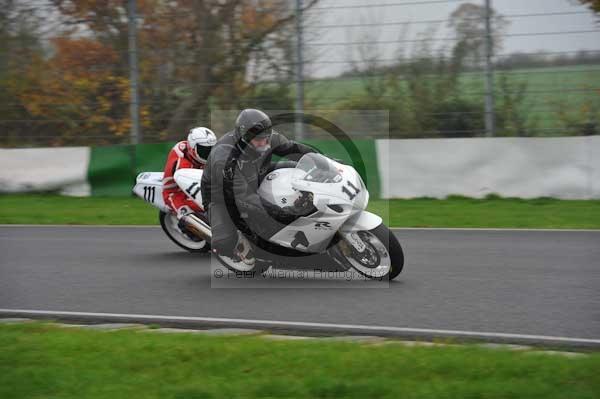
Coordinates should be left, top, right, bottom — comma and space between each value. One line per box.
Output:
302, 65, 600, 132
1, 194, 599, 228
1, 322, 599, 399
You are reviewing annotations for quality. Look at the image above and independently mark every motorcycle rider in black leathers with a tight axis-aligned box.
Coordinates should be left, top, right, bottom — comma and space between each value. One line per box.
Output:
201, 109, 316, 266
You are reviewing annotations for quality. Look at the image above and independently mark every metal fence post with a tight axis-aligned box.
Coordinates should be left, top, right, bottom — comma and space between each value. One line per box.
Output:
127, 0, 141, 180
295, 0, 305, 140
128, 0, 141, 145
484, 0, 496, 137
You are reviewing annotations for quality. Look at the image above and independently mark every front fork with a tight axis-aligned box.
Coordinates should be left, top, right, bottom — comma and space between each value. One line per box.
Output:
328, 231, 368, 271
341, 231, 367, 252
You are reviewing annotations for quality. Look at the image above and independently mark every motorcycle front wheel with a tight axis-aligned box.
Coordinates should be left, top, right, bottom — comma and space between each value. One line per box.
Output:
159, 211, 210, 253
339, 224, 404, 280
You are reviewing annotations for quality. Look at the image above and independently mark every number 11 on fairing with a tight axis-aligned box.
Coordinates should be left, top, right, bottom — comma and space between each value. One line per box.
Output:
342, 180, 361, 200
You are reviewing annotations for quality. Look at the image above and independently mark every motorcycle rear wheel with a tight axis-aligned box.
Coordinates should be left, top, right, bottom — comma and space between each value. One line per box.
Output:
159, 211, 210, 253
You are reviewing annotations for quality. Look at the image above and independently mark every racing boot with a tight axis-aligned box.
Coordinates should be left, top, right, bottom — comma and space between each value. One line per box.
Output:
233, 231, 255, 266
213, 231, 256, 270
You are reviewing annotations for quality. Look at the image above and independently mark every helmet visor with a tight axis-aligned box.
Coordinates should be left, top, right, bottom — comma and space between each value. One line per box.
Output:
195, 144, 212, 161
246, 122, 272, 139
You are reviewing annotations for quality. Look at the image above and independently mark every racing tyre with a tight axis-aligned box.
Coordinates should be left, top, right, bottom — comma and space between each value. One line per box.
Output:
159, 211, 210, 253
342, 223, 404, 280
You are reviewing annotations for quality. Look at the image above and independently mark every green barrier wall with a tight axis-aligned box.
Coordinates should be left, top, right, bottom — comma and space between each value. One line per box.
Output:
88, 139, 380, 197
88, 143, 175, 196
88, 145, 134, 197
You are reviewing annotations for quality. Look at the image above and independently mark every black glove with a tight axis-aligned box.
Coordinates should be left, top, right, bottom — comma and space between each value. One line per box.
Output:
259, 203, 297, 225
276, 195, 315, 223
293, 191, 314, 213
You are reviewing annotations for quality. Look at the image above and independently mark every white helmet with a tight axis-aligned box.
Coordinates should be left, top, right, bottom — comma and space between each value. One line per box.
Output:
187, 127, 217, 163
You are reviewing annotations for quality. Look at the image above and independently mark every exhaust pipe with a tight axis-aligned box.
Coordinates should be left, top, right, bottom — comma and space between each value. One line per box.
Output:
181, 214, 212, 241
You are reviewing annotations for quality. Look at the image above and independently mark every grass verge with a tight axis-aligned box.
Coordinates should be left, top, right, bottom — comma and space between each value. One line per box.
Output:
1, 323, 599, 399
1, 194, 599, 229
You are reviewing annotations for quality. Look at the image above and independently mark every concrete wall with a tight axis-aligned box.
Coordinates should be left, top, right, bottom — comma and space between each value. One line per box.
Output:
0, 147, 91, 196
377, 136, 600, 199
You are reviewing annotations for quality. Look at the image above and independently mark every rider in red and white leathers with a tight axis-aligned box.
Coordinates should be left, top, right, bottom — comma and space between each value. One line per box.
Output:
162, 127, 217, 219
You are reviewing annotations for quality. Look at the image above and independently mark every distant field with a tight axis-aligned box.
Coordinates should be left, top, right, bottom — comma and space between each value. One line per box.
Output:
1, 194, 599, 229
300, 65, 600, 133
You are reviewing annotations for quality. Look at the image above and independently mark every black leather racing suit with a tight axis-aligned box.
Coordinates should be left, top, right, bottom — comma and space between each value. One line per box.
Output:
200, 130, 315, 254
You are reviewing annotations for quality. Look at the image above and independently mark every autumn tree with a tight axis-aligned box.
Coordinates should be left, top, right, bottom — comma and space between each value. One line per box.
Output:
0, 0, 319, 146
47, 0, 318, 140
19, 37, 136, 144
0, 0, 51, 145
139, 0, 319, 135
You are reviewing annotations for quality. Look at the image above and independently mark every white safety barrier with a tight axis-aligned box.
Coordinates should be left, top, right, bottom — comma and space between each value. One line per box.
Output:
0, 147, 91, 196
2, 136, 599, 199
377, 136, 600, 199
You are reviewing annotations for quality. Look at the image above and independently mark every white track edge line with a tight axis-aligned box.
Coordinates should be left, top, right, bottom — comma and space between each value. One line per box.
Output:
1, 309, 599, 345
1, 224, 599, 232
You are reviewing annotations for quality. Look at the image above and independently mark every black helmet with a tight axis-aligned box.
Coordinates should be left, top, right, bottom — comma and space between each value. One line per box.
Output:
235, 109, 273, 145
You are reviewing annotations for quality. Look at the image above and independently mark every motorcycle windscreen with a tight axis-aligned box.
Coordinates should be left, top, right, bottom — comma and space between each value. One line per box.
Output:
295, 153, 343, 184
293, 153, 367, 210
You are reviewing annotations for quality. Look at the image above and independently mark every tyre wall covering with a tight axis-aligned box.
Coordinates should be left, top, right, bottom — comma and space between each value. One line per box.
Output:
2, 136, 598, 199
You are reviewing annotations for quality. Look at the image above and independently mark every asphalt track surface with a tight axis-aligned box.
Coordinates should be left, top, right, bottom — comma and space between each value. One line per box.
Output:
1, 226, 599, 345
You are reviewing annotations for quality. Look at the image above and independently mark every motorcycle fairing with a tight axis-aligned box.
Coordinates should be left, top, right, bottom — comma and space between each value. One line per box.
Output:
132, 172, 169, 212
268, 204, 351, 253
173, 168, 205, 209
339, 211, 383, 233
264, 155, 372, 253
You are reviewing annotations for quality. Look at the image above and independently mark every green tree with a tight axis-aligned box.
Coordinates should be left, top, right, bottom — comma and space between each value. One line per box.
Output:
448, 2, 509, 68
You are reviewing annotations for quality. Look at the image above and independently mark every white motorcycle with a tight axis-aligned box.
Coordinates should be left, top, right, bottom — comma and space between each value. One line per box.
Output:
132, 171, 211, 253
133, 153, 404, 280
